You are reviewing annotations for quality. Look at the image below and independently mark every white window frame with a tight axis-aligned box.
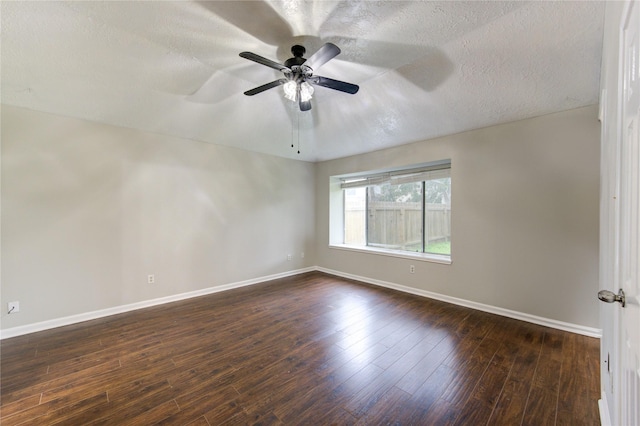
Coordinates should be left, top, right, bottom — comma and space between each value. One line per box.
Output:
329, 160, 452, 265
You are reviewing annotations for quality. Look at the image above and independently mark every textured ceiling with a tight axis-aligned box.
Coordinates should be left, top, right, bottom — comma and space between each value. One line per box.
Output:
1, 1, 604, 162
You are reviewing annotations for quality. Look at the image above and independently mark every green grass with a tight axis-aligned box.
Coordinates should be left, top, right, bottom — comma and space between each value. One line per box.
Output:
404, 241, 451, 255
425, 241, 451, 255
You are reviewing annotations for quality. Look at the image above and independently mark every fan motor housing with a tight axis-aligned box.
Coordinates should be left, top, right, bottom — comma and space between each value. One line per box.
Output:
285, 45, 307, 68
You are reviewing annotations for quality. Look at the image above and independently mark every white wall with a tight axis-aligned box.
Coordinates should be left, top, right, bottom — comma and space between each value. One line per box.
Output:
316, 106, 601, 329
1, 106, 316, 331
1, 104, 601, 334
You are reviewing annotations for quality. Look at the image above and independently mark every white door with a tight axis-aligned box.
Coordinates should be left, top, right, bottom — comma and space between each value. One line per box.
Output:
600, 2, 640, 424
618, 2, 640, 424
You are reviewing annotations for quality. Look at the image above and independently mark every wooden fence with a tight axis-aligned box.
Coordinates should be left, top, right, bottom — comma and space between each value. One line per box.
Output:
345, 201, 451, 250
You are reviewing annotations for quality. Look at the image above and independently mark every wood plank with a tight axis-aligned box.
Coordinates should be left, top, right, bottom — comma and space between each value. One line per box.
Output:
487, 350, 540, 424
352, 385, 412, 424
157, 386, 240, 425
395, 332, 463, 395
2, 392, 109, 426
0, 272, 600, 425
555, 333, 601, 425
405, 364, 460, 423
417, 398, 459, 425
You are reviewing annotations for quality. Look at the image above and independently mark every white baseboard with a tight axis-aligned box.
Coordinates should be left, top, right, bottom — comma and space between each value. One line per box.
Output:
0, 267, 315, 340
316, 267, 602, 338
0, 265, 601, 340
599, 391, 612, 426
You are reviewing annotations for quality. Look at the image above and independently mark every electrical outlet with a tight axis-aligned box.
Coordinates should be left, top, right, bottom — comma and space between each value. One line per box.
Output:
287, 254, 292, 261
148, 274, 155, 284
300, 252, 305, 258
8, 301, 20, 314
409, 265, 415, 274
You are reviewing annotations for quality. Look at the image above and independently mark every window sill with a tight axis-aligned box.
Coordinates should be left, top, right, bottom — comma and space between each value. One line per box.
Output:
329, 244, 452, 265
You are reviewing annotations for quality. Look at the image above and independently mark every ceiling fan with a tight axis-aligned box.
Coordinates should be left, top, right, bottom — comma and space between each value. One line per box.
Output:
239, 43, 359, 111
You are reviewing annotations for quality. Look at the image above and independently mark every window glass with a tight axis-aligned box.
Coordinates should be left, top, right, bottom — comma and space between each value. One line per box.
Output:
342, 167, 451, 258
424, 177, 451, 256
367, 182, 423, 252
344, 187, 366, 246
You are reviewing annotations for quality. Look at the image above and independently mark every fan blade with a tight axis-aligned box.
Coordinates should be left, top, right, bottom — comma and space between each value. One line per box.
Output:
244, 79, 288, 96
304, 42, 341, 71
308, 76, 359, 94
299, 99, 312, 111
239, 52, 290, 72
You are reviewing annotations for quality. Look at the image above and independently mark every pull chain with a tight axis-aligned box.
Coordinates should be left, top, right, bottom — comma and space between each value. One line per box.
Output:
297, 112, 300, 154
290, 108, 302, 155
291, 112, 294, 149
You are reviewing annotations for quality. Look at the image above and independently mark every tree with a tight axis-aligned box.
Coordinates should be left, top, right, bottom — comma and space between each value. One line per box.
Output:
425, 178, 451, 204
369, 182, 422, 203
369, 178, 450, 204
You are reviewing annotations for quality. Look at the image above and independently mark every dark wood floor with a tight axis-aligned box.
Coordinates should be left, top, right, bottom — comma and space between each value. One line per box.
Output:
1, 272, 600, 425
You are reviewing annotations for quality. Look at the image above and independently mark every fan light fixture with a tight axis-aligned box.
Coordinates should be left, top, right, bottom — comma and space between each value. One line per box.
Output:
283, 81, 314, 103
240, 43, 359, 112
299, 82, 314, 102
283, 81, 297, 101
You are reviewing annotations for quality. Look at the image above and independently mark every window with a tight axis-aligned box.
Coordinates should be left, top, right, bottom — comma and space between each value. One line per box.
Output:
339, 162, 451, 260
